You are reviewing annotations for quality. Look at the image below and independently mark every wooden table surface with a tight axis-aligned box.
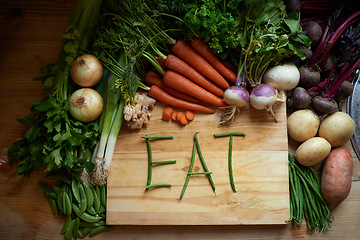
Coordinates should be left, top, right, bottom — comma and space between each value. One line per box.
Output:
1, 1, 359, 239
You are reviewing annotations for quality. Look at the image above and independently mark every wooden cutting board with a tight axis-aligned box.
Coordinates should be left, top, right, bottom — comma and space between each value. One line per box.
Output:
107, 101, 289, 225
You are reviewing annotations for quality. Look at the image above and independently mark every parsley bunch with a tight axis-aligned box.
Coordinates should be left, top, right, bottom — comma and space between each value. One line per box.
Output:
8, 0, 104, 178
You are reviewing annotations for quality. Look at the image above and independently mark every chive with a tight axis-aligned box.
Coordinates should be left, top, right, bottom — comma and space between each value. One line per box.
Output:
179, 142, 197, 200
194, 133, 216, 193
145, 183, 172, 190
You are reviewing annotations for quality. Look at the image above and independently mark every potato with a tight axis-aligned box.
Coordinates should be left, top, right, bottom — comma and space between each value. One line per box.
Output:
321, 147, 353, 210
295, 137, 331, 166
287, 109, 320, 142
318, 112, 355, 147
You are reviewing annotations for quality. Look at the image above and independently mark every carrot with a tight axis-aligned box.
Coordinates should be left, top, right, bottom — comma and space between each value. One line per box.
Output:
190, 37, 237, 84
144, 71, 201, 104
162, 106, 173, 121
185, 110, 195, 121
162, 70, 228, 107
179, 114, 188, 125
171, 39, 230, 89
165, 54, 224, 98
176, 112, 185, 121
222, 60, 237, 73
171, 111, 178, 120
156, 56, 167, 70
148, 85, 215, 114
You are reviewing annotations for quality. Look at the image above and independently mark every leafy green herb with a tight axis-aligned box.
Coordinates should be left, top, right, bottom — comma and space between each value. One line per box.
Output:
8, 0, 104, 178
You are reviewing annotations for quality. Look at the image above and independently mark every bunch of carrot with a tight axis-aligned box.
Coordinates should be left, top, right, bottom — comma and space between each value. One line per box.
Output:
146, 37, 237, 119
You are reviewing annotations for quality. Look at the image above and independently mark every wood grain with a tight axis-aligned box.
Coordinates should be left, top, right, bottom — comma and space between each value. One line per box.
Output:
107, 102, 290, 225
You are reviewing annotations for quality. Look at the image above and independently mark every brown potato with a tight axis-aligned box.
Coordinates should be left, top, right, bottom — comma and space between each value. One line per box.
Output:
321, 147, 353, 210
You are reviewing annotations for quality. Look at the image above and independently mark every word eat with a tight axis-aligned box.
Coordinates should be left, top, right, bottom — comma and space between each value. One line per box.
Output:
142, 132, 246, 200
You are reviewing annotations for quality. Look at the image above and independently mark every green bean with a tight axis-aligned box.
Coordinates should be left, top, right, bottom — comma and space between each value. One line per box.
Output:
64, 191, 72, 217
214, 132, 246, 137
73, 217, 80, 239
188, 172, 212, 175
145, 183, 172, 190
214, 132, 245, 192
142, 135, 173, 139
93, 188, 101, 213
145, 138, 152, 186
65, 219, 75, 240
89, 226, 112, 237
62, 189, 67, 216
100, 185, 106, 208
71, 179, 81, 203
44, 191, 57, 199
179, 141, 197, 200
72, 203, 102, 223
81, 227, 94, 236
152, 160, 177, 165
79, 220, 106, 228
79, 183, 87, 214
228, 135, 236, 192
77, 229, 84, 238
194, 132, 215, 193
61, 216, 71, 234
45, 194, 58, 218
87, 206, 97, 216
38, 181, 55, 194
83, 182, 94, 210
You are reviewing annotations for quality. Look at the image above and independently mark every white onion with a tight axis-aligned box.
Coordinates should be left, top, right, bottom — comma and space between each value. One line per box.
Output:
69, 88, 104, 122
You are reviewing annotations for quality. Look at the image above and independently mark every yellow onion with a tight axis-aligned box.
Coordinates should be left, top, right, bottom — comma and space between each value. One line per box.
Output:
69, 88, 103, 122
70, 54, 103, 87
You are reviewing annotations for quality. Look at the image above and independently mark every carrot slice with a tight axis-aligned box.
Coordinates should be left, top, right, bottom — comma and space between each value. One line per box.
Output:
162, 106, 173, 121
185, 110, 195, 121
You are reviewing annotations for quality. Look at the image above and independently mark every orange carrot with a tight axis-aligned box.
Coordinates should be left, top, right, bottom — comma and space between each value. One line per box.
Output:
176, 112, 185, 121
162, 70, 228, 107
156, 56, 167, 70
190, 37, 237, 84
144, 71, 201, 104
185, 110, 195, 121
165, 54, 224, 98
179, 114, 188, 125
148, 85, 215, 114
171, 39, 230, 89
162, 106, 173, 121
171, 111, 178, 120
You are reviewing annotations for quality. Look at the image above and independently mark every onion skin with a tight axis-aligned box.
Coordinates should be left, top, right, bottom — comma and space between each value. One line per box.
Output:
70, 54, 103, 87
69, 88, 104, 122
